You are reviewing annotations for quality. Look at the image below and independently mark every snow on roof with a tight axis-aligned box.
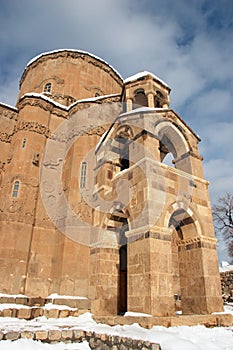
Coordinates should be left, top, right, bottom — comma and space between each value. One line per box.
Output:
47, 293, 87, 300
0, 102, 18, 111
119, 106, 169, 117
124, 71, 170, 90
20, 92, 120, 111
21, 92, 69, 110
26, 49, 123, 81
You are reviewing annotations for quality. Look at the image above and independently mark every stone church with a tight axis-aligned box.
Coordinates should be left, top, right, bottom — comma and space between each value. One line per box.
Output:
0, 49, 223, 316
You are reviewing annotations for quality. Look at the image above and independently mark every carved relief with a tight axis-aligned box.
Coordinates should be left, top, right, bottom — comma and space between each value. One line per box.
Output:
0, 105, 18, 121
74, 198, 91, 221
50, 125, 106, 143
6, 200, 21, 213
0, 132, 13, 143
84, 86, 105, 95
43, 159, 63, 169
15, 121, 51, 138
17, 97, 53, 112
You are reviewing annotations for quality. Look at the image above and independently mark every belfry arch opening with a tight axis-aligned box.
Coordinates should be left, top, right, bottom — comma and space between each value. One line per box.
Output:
114, 125, 133, 172
169, 208, 201, 314
156, 121, 191, 174
159, 140, 174, 167
133, 89, 148, 109
154, 90, 165, 108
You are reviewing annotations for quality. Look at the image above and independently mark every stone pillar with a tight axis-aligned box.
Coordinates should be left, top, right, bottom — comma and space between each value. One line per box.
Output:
126, 229, 175, 316
89, 247, 119, 315
173, 152, 204, 178
198, 238, 223, 313
147, 92, 154, 108
178, 238, 223, 314
126, 98, 132, 112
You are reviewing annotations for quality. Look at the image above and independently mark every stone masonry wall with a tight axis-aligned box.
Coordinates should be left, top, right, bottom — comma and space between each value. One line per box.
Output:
220, 270, 233, 302
0, 329, 161, 350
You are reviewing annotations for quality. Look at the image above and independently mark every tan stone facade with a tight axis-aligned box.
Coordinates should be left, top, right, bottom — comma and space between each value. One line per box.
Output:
0, 49, 223, 316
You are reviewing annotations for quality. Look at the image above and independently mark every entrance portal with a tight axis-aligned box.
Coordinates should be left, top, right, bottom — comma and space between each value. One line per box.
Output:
119, 244, 127, 314
169, 208, 206, 314
106, 208, 128, 315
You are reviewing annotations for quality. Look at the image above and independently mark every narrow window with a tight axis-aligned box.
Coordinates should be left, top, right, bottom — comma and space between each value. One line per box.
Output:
22, 138, 27, 149
119, 138, 129, 171
80, 162, 87, 188
44, 82, 52, 93
12, 180, 20, 198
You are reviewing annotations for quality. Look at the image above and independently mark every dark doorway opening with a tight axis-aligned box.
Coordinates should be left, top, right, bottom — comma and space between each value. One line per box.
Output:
108, 206, 128, 315
118, 244, 127, 314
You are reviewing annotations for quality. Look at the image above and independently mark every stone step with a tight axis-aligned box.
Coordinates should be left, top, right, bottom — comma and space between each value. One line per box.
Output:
0, 306, 90, 319
0, 295, 91, 309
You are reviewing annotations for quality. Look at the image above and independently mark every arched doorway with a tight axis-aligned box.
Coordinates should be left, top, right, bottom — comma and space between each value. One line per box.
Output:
119, 231, 128, 314
106, 207, 129, 315
169, 208, 202, 314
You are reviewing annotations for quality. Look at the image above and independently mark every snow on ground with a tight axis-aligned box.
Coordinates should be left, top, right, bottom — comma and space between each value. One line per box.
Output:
0, 312, 233, 350
0, 339, 90, 350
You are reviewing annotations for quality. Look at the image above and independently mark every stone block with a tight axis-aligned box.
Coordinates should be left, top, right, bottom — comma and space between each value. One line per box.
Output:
61, 329, 73, 341
53, 297, 91, 309
15, 297, 28, 305
2, 309, 12, 317
73, 329, 85, 341
45, 308, 60, 318
48, 329, 61, 342
31, 307, 44, 318
34, 330, 48, 341
5, 331, 19, 340
0, 297, 15, 304
21, 331, 34, 339
69, 309, 81, 317
59, 309, 70, 318
17, 308, 31, 319
28, 297, 45, 306
151, 344, 161, 350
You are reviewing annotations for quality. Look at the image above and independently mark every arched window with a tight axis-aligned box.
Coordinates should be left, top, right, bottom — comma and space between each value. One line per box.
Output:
44, 82, 52, 93
133, 89, 148, 109
159, 140, 174, 167
154, 90, 164, 108
12, 180, 20, 198
80, 162, 87, 188
22, 138, 27, 149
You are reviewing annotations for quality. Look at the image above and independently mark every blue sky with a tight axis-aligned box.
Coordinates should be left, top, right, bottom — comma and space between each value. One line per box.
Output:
0, 0, 232, 260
